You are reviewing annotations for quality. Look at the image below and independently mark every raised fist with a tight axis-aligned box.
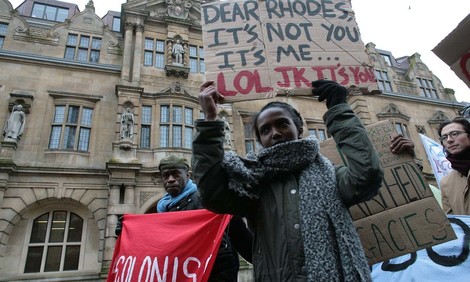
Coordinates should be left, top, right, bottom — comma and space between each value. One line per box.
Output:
312, 80, 348, 109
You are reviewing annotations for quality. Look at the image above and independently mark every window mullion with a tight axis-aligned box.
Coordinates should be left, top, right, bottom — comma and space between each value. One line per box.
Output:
39, 213, 53, 272
62, 106, 70, 150
59, 212, 71, 271
75, 106, 83, 150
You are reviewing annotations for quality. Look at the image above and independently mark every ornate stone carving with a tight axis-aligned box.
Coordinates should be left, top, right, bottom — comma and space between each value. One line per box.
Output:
415, 125, 426, 134
140, 191, 158, 206
135, 24, 145, 33
166, 0, 193, 20
376, 103, 410, 121
428, 110, 449, 124
123, 22, 134, 31
164, 64, 190, 79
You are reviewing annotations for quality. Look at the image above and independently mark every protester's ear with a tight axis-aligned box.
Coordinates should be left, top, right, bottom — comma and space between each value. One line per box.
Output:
298, 127, 303, 138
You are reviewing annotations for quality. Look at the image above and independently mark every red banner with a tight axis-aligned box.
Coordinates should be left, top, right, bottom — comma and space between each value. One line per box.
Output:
107, 210, 232, 282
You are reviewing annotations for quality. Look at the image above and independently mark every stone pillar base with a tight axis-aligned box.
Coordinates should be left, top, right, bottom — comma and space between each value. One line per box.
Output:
0, 140, 17, 159
112, 141, 137, 162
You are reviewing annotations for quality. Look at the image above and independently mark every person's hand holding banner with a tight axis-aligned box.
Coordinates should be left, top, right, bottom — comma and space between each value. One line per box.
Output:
107, 210, 232, 282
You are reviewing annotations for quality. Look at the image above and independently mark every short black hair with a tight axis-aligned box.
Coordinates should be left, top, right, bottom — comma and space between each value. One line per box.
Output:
252, 101, 304, 143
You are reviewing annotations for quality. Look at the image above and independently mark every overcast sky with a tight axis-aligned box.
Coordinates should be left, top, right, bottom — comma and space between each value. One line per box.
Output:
8, 0, 470, 102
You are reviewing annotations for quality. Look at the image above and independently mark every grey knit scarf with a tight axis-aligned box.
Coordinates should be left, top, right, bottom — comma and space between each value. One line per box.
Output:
222, 136, 371, 281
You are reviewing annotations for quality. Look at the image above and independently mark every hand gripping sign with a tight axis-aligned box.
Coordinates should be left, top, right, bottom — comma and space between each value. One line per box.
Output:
107, 210, 232, 282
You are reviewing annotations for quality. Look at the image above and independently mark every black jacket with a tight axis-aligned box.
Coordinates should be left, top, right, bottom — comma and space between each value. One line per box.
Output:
163, 190, 253, 281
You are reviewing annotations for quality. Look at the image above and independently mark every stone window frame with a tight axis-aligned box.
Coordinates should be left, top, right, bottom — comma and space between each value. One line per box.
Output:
239, 112, 261, 155
64, 33, 102, 63
31, 2, 69, 22
308, 128, 328, 141
189, 45, 205, 74
393, 121, 410, 138
111, 16, 121, 32
143, 37, 165, 68
381, 54, 392, 66
374, 69, 393, 92
23, 210, 85, 273
0, 22, 8, 50
47, 91, 101, 154
140, 105, 152, 149
14, 201, 98, 277
158, 104, 195, 149
417, 77, 438, 99
305, 118, 329, 141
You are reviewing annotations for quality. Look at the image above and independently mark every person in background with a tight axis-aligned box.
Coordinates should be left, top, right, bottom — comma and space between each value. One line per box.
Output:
437, 117, 470, 215
116, 155, 253, 281
193, 79, 384, 281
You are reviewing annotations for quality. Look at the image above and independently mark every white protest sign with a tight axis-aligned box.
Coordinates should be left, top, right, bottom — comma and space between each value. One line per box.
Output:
201, 0, 378, 101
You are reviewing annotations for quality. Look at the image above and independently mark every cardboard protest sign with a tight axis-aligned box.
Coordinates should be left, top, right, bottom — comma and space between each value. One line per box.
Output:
107, 210, 232, 282
201, 0, 377, 101
320, 121, 456, 265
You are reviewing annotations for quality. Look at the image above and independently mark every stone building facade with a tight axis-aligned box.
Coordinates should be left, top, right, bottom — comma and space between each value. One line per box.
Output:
0, 0, 466, 281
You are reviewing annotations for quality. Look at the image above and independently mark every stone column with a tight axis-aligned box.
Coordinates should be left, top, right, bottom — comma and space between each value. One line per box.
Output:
167, 41, 173, 66
102, 213, 118, 275
109, 184, 120, 205
0, 184, 6, 208
132, 24, 144, 83
124, 184, 135, 205
121, 22, 134, 81
0, 171, 12, 208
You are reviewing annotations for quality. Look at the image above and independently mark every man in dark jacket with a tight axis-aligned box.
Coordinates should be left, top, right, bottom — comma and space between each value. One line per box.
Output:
117, 155, 252, 281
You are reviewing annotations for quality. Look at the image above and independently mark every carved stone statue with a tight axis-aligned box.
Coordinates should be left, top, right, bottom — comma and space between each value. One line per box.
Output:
4, 104, 26, 141
172, 39, 185, 66
120, 107, 134, 140
222, 117, 233, 149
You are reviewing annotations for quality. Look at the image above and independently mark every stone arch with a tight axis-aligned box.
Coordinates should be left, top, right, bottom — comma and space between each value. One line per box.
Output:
140, 193, 164, 214
0, 197, 103, 275
0, 186, 108, 258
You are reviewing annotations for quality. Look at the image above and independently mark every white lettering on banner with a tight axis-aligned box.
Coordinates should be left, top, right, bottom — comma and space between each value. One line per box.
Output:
113, 256, 136, 282
183, 257, 200, 282
112, 255, 209, 282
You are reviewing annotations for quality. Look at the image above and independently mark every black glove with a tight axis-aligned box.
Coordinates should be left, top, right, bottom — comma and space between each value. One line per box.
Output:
311, 80, 348, 109
115, 215, 123, 236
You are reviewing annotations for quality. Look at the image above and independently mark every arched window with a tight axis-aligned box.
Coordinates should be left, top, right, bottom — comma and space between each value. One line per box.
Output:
24, 211, 84, 273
